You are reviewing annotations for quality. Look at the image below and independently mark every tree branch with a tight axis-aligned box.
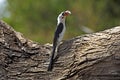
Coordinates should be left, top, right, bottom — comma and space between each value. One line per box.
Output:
0, 20, 120, 80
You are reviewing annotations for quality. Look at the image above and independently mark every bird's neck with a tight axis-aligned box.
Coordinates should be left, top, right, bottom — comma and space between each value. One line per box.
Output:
57, 19, 66, 27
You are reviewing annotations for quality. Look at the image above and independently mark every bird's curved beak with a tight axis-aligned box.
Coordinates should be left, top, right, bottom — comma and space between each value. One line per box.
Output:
63, 10, 71, 16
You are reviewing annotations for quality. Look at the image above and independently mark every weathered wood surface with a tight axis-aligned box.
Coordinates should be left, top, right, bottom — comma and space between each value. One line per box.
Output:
0, 20, 120, 80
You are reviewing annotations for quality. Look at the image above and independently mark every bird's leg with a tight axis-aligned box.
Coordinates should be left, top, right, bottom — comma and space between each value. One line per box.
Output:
54, 42, 59, 59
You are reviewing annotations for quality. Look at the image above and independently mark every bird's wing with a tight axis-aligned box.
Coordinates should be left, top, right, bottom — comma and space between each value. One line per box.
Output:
53, 23, 64, 47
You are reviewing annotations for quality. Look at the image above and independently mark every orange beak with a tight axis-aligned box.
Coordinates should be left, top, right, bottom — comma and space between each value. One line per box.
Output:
63, 10, 71, 16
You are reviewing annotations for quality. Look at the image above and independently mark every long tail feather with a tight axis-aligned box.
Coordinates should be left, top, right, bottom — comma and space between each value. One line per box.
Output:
47, 46, 56, 71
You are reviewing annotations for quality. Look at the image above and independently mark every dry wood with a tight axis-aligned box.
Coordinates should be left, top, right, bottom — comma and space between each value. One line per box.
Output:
0, 20, 120, 80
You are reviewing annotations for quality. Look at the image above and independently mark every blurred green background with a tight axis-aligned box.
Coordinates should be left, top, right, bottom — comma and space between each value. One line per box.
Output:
0, 0, 120, 44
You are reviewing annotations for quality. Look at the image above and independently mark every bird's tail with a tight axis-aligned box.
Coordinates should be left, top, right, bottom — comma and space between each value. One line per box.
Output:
47, 46, 56, 71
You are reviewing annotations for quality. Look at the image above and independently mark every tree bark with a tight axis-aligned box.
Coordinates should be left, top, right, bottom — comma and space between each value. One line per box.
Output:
0, 20, 120, 80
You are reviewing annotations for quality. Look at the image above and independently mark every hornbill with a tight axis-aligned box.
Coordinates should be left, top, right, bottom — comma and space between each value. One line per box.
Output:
47, 10, 71, 71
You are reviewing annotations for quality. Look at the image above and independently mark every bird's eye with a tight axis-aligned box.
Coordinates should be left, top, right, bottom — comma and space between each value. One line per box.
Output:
62, 12, 64, 16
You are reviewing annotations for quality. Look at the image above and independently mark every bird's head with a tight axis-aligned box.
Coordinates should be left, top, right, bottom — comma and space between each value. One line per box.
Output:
57, 10, 71, 24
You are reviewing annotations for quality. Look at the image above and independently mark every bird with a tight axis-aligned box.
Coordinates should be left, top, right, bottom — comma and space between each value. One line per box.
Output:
47, 10, 71, 71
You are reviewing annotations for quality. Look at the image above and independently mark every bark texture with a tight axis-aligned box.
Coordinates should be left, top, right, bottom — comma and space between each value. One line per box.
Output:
0, 20, 120, 80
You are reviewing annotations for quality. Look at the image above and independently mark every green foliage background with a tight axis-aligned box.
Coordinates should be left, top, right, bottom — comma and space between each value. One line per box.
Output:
2, 0, 120, 44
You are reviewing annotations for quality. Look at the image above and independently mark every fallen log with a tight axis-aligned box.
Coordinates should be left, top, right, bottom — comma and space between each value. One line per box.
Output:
0, 20, 120, 80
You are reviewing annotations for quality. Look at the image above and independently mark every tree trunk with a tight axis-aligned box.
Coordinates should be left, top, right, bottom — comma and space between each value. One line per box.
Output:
0, 20, 120, 80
